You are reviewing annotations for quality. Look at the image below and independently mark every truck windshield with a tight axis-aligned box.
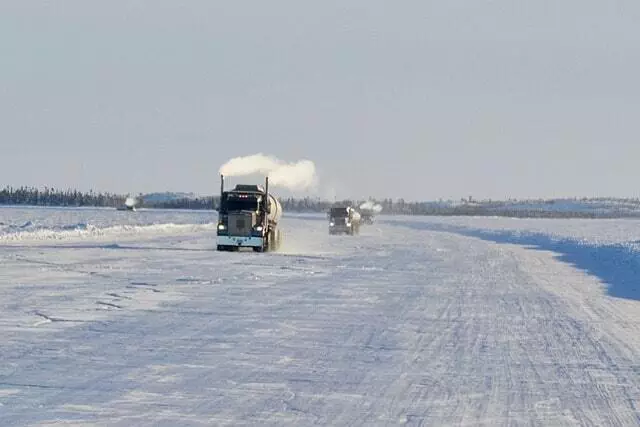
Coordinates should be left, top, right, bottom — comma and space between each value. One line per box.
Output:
226, 198, 258, 212
330, 208, 348, 217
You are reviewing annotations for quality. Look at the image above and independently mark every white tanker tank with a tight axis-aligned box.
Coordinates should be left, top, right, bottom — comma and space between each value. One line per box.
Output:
216, 175, 283, 252
265, 193, 282, 224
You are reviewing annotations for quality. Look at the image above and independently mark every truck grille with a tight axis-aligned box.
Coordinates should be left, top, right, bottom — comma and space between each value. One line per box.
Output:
228, 213, 254, 236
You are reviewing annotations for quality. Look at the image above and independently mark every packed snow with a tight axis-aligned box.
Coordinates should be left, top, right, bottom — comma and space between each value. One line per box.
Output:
423, 198, 640, 216
1, 207, 639, 426
0, 207, 215, 242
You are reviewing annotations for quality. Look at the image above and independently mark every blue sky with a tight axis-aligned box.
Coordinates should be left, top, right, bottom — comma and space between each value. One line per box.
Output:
1, 1, 639, 201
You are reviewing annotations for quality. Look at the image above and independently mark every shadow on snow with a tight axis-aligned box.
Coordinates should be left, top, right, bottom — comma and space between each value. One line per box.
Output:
391, 220, 640, 302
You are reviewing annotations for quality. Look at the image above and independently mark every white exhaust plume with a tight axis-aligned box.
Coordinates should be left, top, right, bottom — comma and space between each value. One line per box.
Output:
359, 201, 383, 213
218, 154, 317, 191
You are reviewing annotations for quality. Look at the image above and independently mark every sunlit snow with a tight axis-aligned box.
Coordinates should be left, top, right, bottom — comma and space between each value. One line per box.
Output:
1, 206, 639, 426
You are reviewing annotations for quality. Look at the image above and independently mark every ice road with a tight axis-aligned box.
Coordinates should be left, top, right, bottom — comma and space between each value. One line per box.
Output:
1, 209, 639, 426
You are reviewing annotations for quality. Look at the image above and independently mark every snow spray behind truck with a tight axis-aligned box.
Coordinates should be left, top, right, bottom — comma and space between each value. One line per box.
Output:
216, 175, 283, 252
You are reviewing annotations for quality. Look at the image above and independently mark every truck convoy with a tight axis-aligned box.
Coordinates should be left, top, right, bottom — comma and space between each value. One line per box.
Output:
216, 175, 282, 252
215, 173, 376, 249
328, 205, 361, 235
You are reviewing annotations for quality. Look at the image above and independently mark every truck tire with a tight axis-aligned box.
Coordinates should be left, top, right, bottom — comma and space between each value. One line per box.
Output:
267, 229, 276, 252
254, 233, 271, 252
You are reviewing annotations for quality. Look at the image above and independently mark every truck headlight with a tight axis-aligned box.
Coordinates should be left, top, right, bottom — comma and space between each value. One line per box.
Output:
217, 223, 226, 230
255, 225, 263, 232
329, 222, 335, 226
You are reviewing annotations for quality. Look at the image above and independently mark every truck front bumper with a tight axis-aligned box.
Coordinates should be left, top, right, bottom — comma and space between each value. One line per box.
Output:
329, 225, 351, 234
217, 235, 264, 248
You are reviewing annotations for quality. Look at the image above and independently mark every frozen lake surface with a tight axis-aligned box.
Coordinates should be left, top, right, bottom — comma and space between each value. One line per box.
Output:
1, 207, 639, 426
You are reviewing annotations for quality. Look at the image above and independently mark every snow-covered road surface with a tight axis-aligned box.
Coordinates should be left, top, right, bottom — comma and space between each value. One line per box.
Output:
1, 210, 639, 426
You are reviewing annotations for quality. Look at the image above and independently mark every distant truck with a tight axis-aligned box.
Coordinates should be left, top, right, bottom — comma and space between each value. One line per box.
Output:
360, 211, 374, 224
358, 201, 382, 224
117, 196, 138, 212
216, 175, 282, 252
328, 206, 361, 235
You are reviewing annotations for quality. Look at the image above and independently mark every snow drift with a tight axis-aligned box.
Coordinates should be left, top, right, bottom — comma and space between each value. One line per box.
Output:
0, 207, 215, 242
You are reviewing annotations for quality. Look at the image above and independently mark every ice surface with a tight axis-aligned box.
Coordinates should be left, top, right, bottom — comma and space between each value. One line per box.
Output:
385, 215, 640, 245
1, 208, 639, 426
384, 215, 640, 302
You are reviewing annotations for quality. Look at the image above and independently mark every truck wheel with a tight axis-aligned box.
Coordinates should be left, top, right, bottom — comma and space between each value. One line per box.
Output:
268, 230, 276, 251
270, 229, 280, 251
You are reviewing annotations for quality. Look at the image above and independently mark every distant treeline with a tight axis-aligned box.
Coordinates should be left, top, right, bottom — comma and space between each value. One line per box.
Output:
0, 186, 125, 208
3, 186, 640, 219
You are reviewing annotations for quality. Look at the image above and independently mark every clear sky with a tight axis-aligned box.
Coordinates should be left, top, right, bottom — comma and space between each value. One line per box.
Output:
1, 1, 639, 201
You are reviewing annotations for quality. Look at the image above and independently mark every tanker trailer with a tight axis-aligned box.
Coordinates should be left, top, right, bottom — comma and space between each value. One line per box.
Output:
216, 175, 283, 252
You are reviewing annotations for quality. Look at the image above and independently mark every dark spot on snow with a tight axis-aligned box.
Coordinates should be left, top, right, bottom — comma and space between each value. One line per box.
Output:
96, 301, 122, 310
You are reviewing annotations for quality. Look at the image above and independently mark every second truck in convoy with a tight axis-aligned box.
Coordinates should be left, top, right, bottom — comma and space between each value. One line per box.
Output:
216, 175, 282, 252
328, 205, 361, 235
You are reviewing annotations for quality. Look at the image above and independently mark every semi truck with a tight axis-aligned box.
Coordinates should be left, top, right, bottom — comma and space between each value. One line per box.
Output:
216, 175, 282, 252
117, 196, 138, 211
360, 211, 374, 224
358, 201, 382, 224
328, 205, 361, 235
